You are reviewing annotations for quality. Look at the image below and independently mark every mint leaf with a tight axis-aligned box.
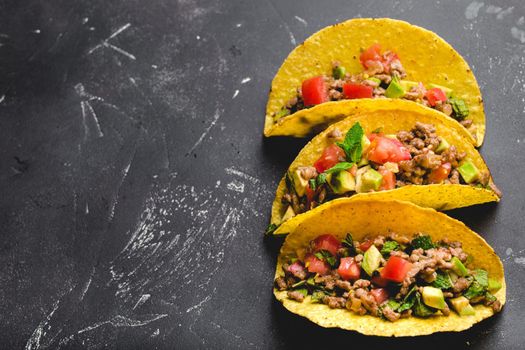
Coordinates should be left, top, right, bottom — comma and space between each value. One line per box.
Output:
386, 299, 401, 311
309, 178, 317, 191
316, 173, 327, 187
381, 240, 400, 257
324, 162, 355, 174
432, 271, 453, 290
398, 286, 417, 312
464, 281, 486, 300
315, 250, 337, 268
296, 288, 308, 297
342, 233, 356, 256
336, 122, 364, 163
265, 223, 278, 235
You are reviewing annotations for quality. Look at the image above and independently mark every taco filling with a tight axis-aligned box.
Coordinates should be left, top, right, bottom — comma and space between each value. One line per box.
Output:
275, 232, 503, 322
281, 121, 499, 219
273, 44, 472, 131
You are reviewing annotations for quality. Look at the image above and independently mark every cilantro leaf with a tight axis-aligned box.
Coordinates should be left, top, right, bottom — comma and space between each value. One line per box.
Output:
473, 269, 488, 288
398, 286, 417, 313
432, 271, 453, 290
295, 288, 308, 297
386, 299, 401, 311
311, 290, 327, 303
485, 292, 497, 303
336, 122, 364, 163
342, 233, 357, 256
464, 280, 486, 300
308, 178, 317, 191
265, 223, 278, 235
411, 235, 435, 250
381, 240, 400, 257
315, 250, 337, 268
324, 162, 355, 174
316, 173, 327, 187
413, 292, 436, 317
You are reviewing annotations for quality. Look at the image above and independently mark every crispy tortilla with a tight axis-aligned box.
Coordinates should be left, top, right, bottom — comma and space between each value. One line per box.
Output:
265, 18, 485, 146
274, 198, 506, 336
270, 106, 499, 233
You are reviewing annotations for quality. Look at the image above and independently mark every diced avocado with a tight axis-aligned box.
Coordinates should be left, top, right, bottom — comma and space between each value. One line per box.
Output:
435, 138, 450, 153
357, 136, 371, 166
291, 169, 309, 197
428, 83, 453, 98
358, 168, 383, 193
362, 245, 382, 276
488, 278, 502, 293
449, 98, 470, 120
457, 161, 480, 184
451, 257, 469, 277
421, 286, 446, 310
385, 78, 406, 98
328, 170, 356, 194
281, 206, 296, 222
449, 296, 476, 316
332, 65, 346, 80
368, 77, 381, 85
399, 80, 419, 91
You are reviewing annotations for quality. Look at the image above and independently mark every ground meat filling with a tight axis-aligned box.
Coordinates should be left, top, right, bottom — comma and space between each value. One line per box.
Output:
275, 233, 503, 322
274, 58, 473, 128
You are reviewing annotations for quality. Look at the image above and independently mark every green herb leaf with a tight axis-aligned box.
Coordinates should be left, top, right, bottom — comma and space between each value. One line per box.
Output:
316, 173, 327, 187
274, 108, 291, 120
315, 250, 337, 268
311, 290, 327, 303
448, 98, 469, 121
324, 162, 355, 174
432, 271, 453, 290
342, 233, 356, 256
332, 65, 346, 80
265, 223, 278, 235
371, 127, 383, 134
308, 178, 317, 191
386, 299, 401, 311
411, 235, 435, 250
336, 122, 364, 163
412, 292, 436, 317
485, 292, 497, 303
295, 288, 308, 297
381, 240, 400, 257
398, 286, 417, 313
307, 277, 316, 287
292, 280, 306, 288
473, 269, 488, 288
464, 281, 486, 300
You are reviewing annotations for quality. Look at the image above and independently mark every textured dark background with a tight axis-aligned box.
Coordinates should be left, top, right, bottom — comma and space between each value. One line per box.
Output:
0, 0, 524, 349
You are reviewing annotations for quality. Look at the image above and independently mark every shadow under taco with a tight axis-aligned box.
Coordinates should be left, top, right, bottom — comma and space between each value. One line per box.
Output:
265, 18, 484, 146
273, 198, 505, 336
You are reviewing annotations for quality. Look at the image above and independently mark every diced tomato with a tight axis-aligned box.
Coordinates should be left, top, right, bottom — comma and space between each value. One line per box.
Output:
349, 164, 358, 177
380, 256, 412, 283
370, 288, 389, 304
360, 43, 382, 69
367, 136, 411, 164
312, 234, 341, 256
378, 168, 396, 191
359, 240, 373, 252
343, 83, 373, 99
425, 88, 447, 107
337, 257, 361, 281
313, 144, 346, 173
428, 162, 452, 184
371, 274, 389, 287
305, 254, 329, 275
287, 261, 305, 276
302, 76, 329, 106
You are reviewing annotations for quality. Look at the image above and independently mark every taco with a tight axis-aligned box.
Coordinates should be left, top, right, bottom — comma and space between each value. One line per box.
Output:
268, 105, 500, 235
265, 18, 485, 146
274, 198, 505, 336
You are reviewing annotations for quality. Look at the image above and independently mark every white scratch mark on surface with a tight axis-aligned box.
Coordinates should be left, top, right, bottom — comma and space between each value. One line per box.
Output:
0, 95, 5, 104
151, 329, 160, 337
511, 27, 525, 43
232, 89, 239, 99
294, 15, 307, 26
108, 150, 135, 221
133, 294, 151, 310
506, 248, 513, 255
80, 267, 95, 301
104, 42, 136, 60
241, 77, 251, 84
514, 257, 525, 265
87, 23, 135, 60
33, 29, 41, 34
77, 314, 167, 334
226, 180, 245, 193
265, 0, 296, 45
186, 295, 212, 313
486, 5, 502, 14
84, 100, 103, 137
108, 23, 131, 40
465, 1, 484, 20
75, 83, 104, 102
225, 167, 261, 185
196, 35, 201, 40
215, 180, 221, 188
82, 17, 89, 24
236, 23, 242, 28
517, 16, 525, 25
497, 7, 514, 19
25, 300, 60, 350
85, 202, 89, 214
186, 109, 221, 154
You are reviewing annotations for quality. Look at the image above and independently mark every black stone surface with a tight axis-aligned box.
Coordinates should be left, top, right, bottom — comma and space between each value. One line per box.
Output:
0, 0, 524, 349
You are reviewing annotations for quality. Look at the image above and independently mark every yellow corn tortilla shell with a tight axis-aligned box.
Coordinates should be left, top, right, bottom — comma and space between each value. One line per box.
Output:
270, 107, 499, 232
265, 18, 485, 146
274, 198, 506, 336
